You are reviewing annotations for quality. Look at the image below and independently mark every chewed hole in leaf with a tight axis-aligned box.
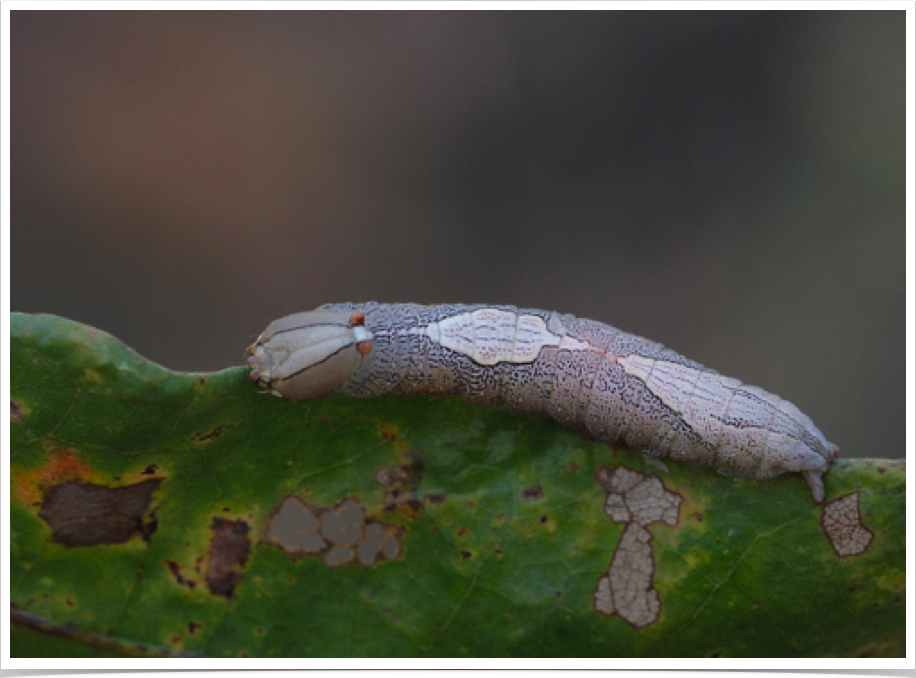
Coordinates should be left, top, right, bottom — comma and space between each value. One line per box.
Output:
263, 495, 402, 568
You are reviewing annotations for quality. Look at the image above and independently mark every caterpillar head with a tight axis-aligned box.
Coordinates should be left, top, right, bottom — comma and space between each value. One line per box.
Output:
247, 309, 373, 400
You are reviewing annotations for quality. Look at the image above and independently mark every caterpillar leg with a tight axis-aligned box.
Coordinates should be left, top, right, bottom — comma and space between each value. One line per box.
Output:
640, 451, 669, 473
803, 470, 826, 504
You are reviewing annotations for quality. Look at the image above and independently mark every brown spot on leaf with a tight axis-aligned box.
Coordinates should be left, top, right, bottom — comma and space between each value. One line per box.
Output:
324, 544, 355, 567
141, 464, 159, 476
11, 400, 23, 422
427, 493, 447, 504
379, 454, 426, 521
566, 461, 579, 473
165, 559, 196, 589
264, 495, 403, 568
593, 466, 683, 628
359, 522, 403, 565
264, 496, 326, 554
187, 621, 201, 635
375, 466, 409, 488
321, 498, 365, 546
192, 423, 237, 443
460, 550, 472, 559
593, 466, 616, 493
38, 478, 163, 547
205, 518, 251, 598
599, 466, 681, 527
822, 492, 874, 557
594, 524, 660, 628
522, 486, 544, 501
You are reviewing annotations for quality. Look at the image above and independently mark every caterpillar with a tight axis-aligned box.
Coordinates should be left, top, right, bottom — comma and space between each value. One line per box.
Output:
247, 302, 838, 503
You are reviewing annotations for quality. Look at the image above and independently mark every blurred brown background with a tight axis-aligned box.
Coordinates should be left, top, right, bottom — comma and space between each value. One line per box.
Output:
11, 11, 904, 457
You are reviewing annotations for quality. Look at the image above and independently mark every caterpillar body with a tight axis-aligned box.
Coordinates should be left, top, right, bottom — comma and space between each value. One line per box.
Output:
247, 302, 838, 502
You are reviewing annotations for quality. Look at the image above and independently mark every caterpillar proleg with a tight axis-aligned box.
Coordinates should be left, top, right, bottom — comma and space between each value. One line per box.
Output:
247, 302, 838, 502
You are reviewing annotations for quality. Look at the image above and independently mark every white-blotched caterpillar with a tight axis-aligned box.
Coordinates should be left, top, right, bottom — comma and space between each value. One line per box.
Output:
247, 302, 838, 502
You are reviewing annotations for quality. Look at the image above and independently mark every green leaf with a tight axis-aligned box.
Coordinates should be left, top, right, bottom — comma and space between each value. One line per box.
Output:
10, 312, 905, 658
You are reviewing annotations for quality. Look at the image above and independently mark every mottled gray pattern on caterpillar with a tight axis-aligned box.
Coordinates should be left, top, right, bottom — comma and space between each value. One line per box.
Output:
247, 302, 838, 502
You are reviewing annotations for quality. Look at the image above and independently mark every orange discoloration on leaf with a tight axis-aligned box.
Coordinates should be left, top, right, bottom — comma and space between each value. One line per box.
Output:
12, 448, 98, 506
43, 449, 95, 483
